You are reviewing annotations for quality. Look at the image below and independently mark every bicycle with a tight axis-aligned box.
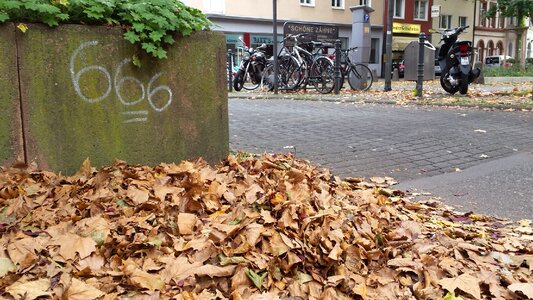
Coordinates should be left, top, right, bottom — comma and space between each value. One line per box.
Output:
261, 34, 335, 94
336, 47, 374, 91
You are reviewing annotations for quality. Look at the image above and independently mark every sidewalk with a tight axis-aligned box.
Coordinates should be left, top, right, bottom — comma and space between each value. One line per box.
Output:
229, 79, 533, 110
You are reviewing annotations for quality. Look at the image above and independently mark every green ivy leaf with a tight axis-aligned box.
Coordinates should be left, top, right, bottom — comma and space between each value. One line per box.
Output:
443, 292, 464, 300
0, 12, 9, 23
91, 230, 106, 246
132, 22, 145, 32
154, 48, 167, 59
149, 31, 163, 42
245, 268, 267, 289
132, 54, 141, 68
141, 42, 157, 54
124, 31, 140, 43
162, 34, 174, 44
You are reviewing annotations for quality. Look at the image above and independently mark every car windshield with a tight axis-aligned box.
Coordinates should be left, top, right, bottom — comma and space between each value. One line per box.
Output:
486, 57, 499, 64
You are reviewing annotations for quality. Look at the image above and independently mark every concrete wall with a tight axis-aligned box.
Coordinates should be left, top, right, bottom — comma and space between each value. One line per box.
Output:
1, 23, 229, 174
0, 25, 24, 166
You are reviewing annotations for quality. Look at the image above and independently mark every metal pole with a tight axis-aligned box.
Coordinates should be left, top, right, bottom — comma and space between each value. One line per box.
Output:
384, 0, 394, 91
334, 40, 341, 95
228, 49, 233, 92
273, 0, 279, 95
416, 32, 425, 97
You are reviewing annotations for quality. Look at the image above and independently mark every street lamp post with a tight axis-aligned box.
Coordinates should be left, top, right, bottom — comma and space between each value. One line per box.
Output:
384, 0, 394, 91
273, 0, 279, 95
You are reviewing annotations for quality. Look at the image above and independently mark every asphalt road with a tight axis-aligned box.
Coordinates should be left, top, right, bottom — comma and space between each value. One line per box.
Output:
229, 98, 533, 221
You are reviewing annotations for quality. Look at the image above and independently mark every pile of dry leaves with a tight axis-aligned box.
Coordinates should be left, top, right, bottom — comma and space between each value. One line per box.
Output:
0, 154, 531, 300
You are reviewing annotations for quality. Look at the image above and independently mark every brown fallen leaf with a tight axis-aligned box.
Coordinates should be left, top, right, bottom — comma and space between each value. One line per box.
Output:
6, 278, 52, 300
439, 273, 481, 299
508, 283, 533, 299
63, 278, 105, 300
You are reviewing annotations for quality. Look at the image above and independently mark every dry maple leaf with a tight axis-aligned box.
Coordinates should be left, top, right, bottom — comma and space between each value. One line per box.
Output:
5, 278, 52, 300
49, 232, 97, 260
63, 278, 105, 300
508, 283, 533, 299
439, 273, 482, 299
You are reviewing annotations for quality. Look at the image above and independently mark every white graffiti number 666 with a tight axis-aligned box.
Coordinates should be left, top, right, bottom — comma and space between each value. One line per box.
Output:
69, 41, 173, 113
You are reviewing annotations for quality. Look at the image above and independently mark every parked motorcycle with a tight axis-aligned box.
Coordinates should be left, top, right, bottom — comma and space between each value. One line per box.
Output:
233, 39, 268, 91
435, 26, 480, 95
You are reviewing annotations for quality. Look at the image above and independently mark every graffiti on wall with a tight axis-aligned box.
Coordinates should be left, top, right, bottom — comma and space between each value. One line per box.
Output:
69, 41, 173, 123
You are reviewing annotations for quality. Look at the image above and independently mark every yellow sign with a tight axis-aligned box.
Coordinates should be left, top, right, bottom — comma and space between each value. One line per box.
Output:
393, 22, 421, 34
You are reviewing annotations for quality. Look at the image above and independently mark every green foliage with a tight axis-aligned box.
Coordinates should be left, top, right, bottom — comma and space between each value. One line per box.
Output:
484, 0, 533, 22
483, 64, 533, 77
0, 0, 212, 59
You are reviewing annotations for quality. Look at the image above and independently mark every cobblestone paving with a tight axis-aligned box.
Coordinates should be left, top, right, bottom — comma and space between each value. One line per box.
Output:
229, 99, 533, 181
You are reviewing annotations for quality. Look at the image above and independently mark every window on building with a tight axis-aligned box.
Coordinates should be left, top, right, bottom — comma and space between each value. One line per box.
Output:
413, 0, 427, 20
203, 0, 225, 14
370, 38, 380, 64
479, 3, 487, 27
439, 15, 452, 29
300, 0, 315, 6
393, 0, 405, 18
489, 3, 496, 27
458, 16, 467, 27
332, 0, 344, 8
360, 0, 372, 6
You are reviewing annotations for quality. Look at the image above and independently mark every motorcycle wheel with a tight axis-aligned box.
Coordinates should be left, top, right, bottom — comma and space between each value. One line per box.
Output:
233, 70, 244, 91
459, 73, 469, 95
440, 73, 459, 94
242, 70, 260, 91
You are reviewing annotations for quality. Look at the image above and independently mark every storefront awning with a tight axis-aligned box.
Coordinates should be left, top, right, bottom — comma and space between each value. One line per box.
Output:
392, 36, 417, 51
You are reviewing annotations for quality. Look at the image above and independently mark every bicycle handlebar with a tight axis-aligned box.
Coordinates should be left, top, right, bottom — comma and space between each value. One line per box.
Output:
341, 47, 359, 53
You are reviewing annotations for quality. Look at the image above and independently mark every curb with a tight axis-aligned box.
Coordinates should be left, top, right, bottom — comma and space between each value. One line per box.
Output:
228, 92, 533, 111
484, 77, 533, 83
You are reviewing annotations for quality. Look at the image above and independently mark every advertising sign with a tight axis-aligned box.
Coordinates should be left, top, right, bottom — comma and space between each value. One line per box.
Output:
283, 22, 339, 45
431, 5, 441, 18
392, 22, 421, 34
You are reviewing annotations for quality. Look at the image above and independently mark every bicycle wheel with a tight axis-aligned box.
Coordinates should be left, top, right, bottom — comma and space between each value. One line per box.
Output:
348, 64, 373, 91
310, 57, 335, 94
260, 63, 275, 92
279, 55, 303, 90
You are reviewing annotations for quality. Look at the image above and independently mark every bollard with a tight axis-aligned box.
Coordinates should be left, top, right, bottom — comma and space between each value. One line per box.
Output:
416, 32, 425, 97
228, 49, 233, 92
334, 39, 342, 95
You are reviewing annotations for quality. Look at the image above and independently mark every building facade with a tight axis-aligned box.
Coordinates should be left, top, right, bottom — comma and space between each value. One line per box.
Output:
386, 0, 433, 60
184, 0, 529, 77
183, 0, 386, 75
429, 0, 475, 45
473, 0, 518, 63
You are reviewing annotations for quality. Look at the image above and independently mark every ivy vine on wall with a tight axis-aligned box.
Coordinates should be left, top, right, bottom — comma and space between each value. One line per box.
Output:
0, 0, 212, 59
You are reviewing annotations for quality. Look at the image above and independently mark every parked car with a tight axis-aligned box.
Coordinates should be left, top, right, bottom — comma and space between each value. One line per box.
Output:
485, 55, 513, 67
392, 60, 404, 77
